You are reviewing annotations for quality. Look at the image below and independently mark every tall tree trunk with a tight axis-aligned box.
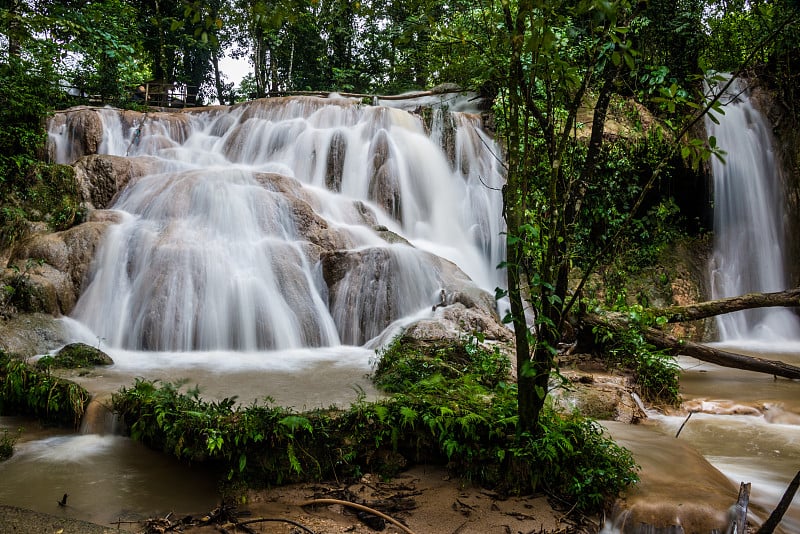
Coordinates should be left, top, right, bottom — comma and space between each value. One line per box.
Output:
8, 0, 22, 58
211, 47, 225, 105
502, 0, 542, 435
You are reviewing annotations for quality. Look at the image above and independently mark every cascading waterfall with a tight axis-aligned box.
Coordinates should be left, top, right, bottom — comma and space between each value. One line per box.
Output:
48, 96, 506, 352
707, 77, 800, 341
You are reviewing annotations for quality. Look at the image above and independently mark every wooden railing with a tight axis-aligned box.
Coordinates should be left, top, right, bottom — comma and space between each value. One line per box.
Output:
58, 82, 199, 108
133, 82, 199, 108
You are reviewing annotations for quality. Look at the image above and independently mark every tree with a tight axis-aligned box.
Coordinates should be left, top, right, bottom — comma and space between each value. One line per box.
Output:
489, 0, 652, 434
455, 0, 798, 435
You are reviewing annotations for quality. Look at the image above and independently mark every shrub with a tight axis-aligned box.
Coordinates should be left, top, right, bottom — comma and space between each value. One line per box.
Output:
113, 337, 639, 514
592, 314, 681, 405
0, 350, 91, 427
0, 428, 20, 461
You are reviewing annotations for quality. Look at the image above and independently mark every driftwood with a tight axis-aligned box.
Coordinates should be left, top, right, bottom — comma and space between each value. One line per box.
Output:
302, 499, 417, 534
654, 288, 800, 323
583, 312, 800, 380
731, 482, 750, 534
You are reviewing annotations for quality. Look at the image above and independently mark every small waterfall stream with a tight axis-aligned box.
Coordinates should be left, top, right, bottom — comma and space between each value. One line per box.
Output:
707, 76, 800, 341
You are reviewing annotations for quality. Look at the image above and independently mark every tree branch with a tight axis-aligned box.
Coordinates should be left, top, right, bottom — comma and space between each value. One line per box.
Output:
654, 288, 800, 323
583, 312, 800, 380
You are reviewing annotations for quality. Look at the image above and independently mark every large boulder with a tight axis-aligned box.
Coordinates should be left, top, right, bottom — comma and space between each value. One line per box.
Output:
48, 107, 104, 163
73, 154, 159, 209
4, 211, 119, 315
39, 342, 113, 369
0, 313, 69, 357
322, 246, 508, 346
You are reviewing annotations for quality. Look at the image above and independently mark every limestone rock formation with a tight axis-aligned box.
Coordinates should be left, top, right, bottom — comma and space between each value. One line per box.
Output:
73, 154, 158, 209
4, 211, 118, 315
0, 313, 69, 357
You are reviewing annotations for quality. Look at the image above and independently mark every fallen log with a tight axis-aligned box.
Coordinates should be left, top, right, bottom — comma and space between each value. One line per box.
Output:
653, 288, 800, 323
583, 313, 800, 380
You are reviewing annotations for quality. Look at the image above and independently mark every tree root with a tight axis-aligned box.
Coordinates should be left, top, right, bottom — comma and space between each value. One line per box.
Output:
301, 498, 418, 534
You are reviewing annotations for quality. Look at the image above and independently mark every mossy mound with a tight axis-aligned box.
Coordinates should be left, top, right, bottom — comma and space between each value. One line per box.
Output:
39, 342, 113, 370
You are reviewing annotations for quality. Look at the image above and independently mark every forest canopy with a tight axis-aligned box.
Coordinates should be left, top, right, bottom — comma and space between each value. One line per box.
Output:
2, 0, 798, 106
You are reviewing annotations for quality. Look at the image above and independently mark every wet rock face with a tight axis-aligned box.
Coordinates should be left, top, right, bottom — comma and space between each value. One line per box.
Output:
322, 247, 508, 346
325, 131, 347, 192
0, 313, 68, 357
48, 108, 104, 163
4, 213, 116, 315
73, 155, 157, 209
368, 130, 402, 222
750, 83, 800, 282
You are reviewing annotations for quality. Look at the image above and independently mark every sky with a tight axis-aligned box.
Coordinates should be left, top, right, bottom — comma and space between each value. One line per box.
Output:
219, 54, 251, 88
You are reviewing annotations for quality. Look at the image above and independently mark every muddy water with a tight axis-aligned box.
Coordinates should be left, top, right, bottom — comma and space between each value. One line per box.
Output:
0, 419, 219, 526
639, 349, 800, 533
0, 341, 379, 527
56, 343, 380, 409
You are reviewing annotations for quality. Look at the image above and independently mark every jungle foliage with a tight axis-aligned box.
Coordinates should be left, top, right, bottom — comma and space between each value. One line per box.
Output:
113, 337, 638, 513
2, 0, 799, 493
0, 56, 84, 251
0, 350, 91, 428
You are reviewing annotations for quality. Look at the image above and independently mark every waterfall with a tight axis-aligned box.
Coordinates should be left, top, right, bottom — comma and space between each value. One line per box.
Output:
707, 76, 800, 341
48, 97, 506, 352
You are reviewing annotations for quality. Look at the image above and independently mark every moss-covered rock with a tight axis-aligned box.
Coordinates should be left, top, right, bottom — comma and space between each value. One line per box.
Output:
39, 342, 113, 370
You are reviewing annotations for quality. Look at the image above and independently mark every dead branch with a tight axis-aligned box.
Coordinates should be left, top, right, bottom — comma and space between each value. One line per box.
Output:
756, 470, 800, 534
653, 288, 800, 323
583, 313, 800, 380
302, 498, 418, 534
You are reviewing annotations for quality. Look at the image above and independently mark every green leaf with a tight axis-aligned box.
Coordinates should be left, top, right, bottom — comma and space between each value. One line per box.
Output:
279, 415, 312, 434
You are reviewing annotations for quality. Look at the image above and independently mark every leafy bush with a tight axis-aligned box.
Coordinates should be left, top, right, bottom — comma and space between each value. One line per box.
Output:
0, 428, 21, 461
0, 351, 91, 427
113, 337, 639, 514
373, 334, 510, 392
0, 58, 84, 253
592, 313, 681, 405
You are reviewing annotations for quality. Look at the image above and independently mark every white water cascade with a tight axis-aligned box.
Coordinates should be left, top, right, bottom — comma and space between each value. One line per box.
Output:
48, 96, 506, 357
707, 77, 800, 342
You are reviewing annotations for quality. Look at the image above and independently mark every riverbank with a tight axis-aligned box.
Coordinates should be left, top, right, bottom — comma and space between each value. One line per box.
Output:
0, 464, 594, 534
0, 504, 123, 533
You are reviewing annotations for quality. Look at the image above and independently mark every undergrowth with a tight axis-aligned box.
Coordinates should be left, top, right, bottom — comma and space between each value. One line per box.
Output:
0, 350, 91, 427
591, 302, 682, 406
0, 427, 21, 461
113, 335, 639, 514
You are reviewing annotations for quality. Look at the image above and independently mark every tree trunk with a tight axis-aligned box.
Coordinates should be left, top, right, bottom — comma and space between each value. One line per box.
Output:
583, 312, 800, 380
654, 288, 800, 323
211, 47, 225, 105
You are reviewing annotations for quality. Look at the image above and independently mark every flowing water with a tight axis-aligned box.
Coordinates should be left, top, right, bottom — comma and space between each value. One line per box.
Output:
601, 77, 800, 533
1, 95, 507, 523
706, 75, 800, 341
616, 78, 800, 533
701, 78, 800, 531
4, 88, 800, 531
